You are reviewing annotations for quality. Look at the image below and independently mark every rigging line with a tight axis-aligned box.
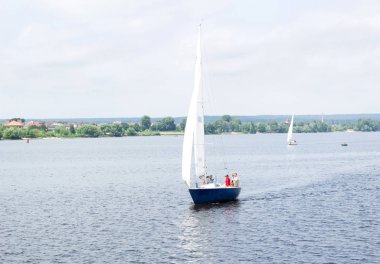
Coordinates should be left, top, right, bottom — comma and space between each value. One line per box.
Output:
201, 29, 229, 179
201, 33, 220, 181
203, 48, 229, 176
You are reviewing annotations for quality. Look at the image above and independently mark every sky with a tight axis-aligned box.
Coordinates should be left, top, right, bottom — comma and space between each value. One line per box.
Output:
1, 0, 379, 118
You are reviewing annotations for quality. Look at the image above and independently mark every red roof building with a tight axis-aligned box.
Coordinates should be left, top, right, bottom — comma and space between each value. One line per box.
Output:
27, 121, 42, 127
5, 120, 24, 128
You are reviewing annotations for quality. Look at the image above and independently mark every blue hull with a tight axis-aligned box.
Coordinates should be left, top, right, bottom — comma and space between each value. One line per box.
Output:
188, 187, 241, 204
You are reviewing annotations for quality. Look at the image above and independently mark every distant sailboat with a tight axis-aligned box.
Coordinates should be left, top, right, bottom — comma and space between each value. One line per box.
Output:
182, 25, 241, 204
287, 114, 297, 145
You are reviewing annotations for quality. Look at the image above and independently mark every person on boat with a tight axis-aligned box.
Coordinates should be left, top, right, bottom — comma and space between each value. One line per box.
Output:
199, 175, 206, 184
232, 172, 239, 187
209, 175, 214, 183
225, 174, 231, 187
205, 175, 210, 184
206, 175, 214, 184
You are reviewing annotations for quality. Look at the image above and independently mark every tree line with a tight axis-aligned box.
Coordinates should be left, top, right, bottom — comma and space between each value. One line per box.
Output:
1, 115, 380, 140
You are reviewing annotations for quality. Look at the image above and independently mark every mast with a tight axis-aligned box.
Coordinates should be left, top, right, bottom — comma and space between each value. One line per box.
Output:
193, 25, 206, 180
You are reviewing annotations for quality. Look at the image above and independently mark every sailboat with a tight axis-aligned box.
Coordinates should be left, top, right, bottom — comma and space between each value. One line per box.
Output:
287, 114, 297, 145
182, 26, 241, 204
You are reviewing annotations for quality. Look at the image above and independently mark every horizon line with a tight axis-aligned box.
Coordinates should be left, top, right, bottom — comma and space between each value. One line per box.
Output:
1, 113, 380, 120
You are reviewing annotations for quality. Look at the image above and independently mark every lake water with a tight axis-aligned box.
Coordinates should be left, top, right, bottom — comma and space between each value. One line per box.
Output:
1, 133, 379, 263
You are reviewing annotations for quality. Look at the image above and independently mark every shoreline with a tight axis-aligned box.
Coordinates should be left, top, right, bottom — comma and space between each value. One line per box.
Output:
0, 130, 373, 141
2, 116, 379, 140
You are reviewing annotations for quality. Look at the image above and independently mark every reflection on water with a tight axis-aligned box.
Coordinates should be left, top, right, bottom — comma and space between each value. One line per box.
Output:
179, 201, 242, 261
189, 200, 242, 211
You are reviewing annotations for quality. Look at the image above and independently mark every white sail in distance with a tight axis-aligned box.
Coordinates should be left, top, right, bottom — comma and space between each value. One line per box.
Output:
287, 114, 294, 144
182, 26, 206, 187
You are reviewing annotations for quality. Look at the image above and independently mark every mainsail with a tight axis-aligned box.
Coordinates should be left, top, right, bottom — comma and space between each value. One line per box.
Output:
182, 26, 206, 187
287, 114, 294, 144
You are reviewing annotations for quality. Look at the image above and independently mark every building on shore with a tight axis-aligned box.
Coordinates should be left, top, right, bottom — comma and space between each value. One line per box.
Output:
26, 121, 43, 128
4, 120, 24, 128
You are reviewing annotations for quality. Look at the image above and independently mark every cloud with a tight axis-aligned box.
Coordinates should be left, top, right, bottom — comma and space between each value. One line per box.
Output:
0, 0, 379, 118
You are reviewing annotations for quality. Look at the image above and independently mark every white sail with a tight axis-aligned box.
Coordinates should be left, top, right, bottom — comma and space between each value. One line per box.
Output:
182, 110, 195, 187
182, 26, 206, 187
287, 114, 294, 144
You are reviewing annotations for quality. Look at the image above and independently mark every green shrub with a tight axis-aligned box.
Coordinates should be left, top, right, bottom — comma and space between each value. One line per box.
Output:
126, 127, 137, 136
3, 127, 24, 140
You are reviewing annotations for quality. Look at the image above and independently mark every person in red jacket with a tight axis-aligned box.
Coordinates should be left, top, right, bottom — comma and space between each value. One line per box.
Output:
225, 174, 231, 187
